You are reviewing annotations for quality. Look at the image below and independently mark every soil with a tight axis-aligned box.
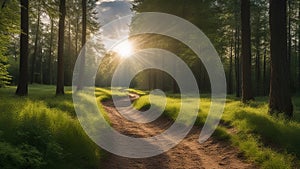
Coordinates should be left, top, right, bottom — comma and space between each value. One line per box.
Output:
99, 96, 255, 169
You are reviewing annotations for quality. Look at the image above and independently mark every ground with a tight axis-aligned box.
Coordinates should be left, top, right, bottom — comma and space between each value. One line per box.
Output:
100, 98, 255, 169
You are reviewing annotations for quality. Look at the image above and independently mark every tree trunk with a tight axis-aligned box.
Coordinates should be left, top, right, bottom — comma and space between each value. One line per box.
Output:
263, 47, 267, 95
31, 6, 40, 84
40, 39, 43, 84
228, 30, 234, 94
48, 18, 54, 85
287, 0, 293, 90
298, 1, 300, 90
235, 26, 241, 97
269, 0, 293, 116
75, 15, 79, 55
56, 0, 66, 95
16, 0, 29, 96
255, 15, 261, 96
241, 0, 254, 102
77, 0, 87, 91
255, 48, 260, 95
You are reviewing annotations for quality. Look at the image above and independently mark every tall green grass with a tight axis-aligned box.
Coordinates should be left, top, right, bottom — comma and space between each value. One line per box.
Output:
2, 85, 299, 168
133, 94, 300, 168
0, 85, 102, 169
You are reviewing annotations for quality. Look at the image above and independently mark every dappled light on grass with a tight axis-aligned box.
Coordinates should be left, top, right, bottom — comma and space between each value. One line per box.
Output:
133, 93, 299, 168
1, 85, 299, 168
0, 86, 101, 169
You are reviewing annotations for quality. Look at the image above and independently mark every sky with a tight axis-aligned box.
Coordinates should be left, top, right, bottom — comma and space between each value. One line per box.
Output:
95, 0, 134, 52
97, 0, 133, 25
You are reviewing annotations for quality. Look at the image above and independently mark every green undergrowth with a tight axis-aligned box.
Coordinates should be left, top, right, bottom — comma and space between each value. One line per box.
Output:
1, 85, 299, 169
133, 94, 300, 169
0, 85, 102, 169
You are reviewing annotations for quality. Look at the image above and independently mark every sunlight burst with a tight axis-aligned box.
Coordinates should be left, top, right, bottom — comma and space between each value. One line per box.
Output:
113, 40, 133, 58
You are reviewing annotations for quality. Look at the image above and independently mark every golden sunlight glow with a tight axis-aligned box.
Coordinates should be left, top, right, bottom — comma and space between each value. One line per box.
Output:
113, 40, 133, 58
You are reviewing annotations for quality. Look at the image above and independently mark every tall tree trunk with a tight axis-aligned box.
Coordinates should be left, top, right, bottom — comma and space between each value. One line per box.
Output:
48, 18, 54, 85
31, 6, 40, 84
65, 19, 72, 85
68, 21, 71, 55
228, 30, 234, 94
255, 30, 261, 96
263, 47, 267, 95
77, 0, 87, 91
255, 48, 260, 95
40, 39, 43, 84
298, 1, 300, 91
269, 0, 293, 116
16, 0, 29, 96
75, 16, 79, 55
56, 0, 66, 95
235, 26, 241, 97
287, 0, 293, 90
234, 0, 241, 97
241, 0, 254, 102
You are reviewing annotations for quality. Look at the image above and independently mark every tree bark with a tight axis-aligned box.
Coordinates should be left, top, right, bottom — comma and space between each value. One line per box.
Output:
234, 0, 241, 97
241, 0, 254, 102
75, 15, 79, 55
77, 0, 87, 91
228, 30, 234, 94
31, 6, 40, 84
16, 0, 29, 96
269, 0, 293, 116
56, 0, 66, 95
48, 18, 54, 85
235, 26, 241, 97
255, 15, 261, 96
39, 39, 43, 84
287, 0, 293, 90
298, 1, 300, 90
263, 47, 267, 95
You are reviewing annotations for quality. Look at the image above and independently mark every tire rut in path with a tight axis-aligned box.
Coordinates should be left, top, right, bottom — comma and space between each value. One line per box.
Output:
100, 99, 255, 169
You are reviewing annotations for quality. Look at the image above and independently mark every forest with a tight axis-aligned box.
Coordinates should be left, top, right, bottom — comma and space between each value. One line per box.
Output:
0, 0, 300, 168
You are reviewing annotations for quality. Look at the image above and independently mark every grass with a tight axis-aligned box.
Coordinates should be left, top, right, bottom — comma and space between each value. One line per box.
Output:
0, 85, 103, 169
223, 100, 300, 169
133, 93, 300, 169
1, 85, 300, 168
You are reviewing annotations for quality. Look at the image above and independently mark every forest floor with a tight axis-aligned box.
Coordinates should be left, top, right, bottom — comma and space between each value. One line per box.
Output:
100, 96, 255, 169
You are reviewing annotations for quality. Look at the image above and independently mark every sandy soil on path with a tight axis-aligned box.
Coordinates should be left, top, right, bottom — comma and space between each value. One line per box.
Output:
100, 98, 255, 169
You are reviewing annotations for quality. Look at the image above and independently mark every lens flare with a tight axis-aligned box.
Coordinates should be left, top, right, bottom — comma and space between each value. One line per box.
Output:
113, 40, 133, 58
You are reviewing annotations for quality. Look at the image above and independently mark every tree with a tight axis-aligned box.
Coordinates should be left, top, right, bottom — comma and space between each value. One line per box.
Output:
16, 0, 29, 96
76, 0, 87, 91
228, 31, 234, 94
30, 3, 41, 84
269, 0, 293, 116
298, 1, 300, 89
241, 0, 254, 102
48, 17, 54, 85
56, 0, 66, 95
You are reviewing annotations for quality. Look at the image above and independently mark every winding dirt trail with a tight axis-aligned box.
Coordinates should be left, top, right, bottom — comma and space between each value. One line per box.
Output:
100, 96, 255, 169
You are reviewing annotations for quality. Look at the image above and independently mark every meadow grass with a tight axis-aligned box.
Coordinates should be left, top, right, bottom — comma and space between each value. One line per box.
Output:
0, 85, 103, 169
133, 94, 300, 169
1, 85, 299, 168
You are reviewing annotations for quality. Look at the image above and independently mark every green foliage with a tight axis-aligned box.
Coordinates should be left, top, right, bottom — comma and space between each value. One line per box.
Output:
0, 63, 12, 87
0, 141, 45, 169
133, 93, 300, 168
0, 0, 19, 87
0, 85, 102, 169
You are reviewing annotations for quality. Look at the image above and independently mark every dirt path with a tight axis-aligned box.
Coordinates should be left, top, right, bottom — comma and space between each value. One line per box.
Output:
100, 96, 255, 169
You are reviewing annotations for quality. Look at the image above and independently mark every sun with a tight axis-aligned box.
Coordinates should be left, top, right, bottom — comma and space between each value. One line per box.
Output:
113, 40, 133, 58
